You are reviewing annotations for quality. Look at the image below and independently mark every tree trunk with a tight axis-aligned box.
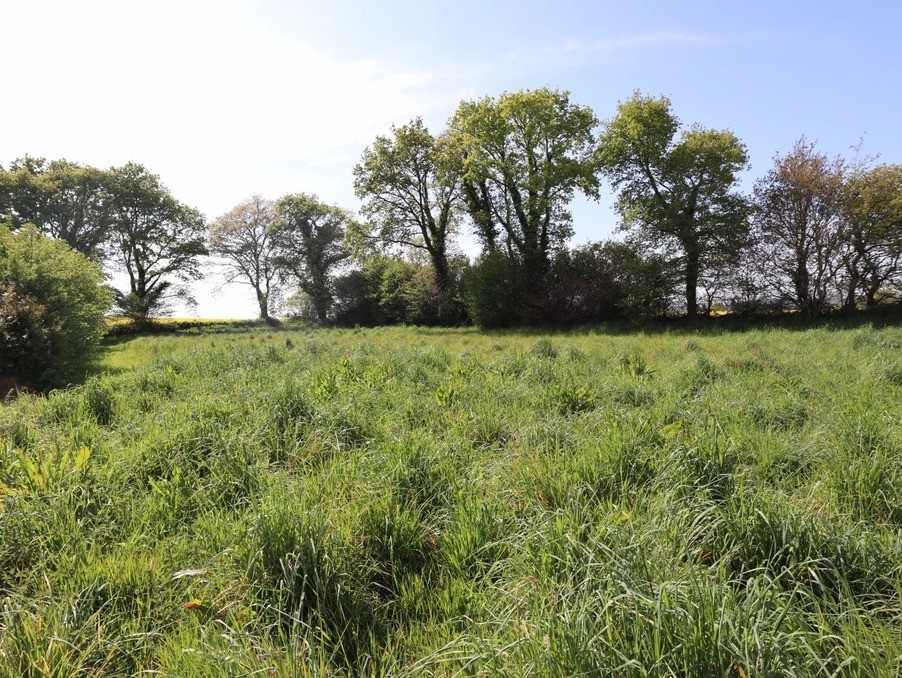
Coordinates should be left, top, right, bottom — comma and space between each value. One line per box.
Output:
314, 295, 329, 325
793, 263, 812, 315
256, 290, 270, 321
685, 250, 699, 319
430, 249, 450, 293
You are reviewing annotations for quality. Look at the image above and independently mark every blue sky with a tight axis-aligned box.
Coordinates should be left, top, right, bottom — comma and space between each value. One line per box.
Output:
2, 0, 900, 316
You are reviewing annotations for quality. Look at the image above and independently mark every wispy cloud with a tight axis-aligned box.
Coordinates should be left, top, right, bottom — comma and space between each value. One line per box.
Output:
499, 31, 728, 71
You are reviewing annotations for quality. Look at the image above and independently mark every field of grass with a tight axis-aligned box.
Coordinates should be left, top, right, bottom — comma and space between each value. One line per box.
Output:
1, 321, 901, 675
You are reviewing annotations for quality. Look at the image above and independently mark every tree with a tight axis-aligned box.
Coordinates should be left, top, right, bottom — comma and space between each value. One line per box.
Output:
447, 88, 599, 286
209, 195, 280, 322
597, 92, 749, 318
840, 163, 902, 308
0, 225, 111, 387
272, 193, 351, 325
108, 162, 207, 321
0, 157, 114, 261
751, 139, 845, 315
353, 117, 459, 293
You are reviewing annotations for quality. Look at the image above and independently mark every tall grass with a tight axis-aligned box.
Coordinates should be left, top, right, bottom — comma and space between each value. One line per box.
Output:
0, 322, 900, 675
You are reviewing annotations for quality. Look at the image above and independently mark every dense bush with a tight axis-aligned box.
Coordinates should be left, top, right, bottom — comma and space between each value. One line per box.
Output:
462, 252, 525, 328
464, 242, 679, 327
0, 284, 55, 382
617, 249, 681, 319
0, 226, 110, 387
531, 243, 631, 325
332, 257, 465, 326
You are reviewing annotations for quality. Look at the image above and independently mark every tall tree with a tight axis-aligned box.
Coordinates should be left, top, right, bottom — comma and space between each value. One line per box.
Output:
447, 88, 599, 285
272, 193, 351, 325
751, 139, 846, 315
597, 92, 749, 318
353, 117, 458, 292
840, 163, 902, 308
209, 195, 280, 322
0, 157, 114, 261
108, 162, 207, 321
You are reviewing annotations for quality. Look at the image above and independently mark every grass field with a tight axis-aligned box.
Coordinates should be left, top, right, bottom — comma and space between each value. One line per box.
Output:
1, 321, 901, 675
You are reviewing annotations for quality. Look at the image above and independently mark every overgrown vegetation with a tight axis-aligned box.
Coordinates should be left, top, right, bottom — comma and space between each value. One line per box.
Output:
0, 226, 110, 389
1, 321, 899, 675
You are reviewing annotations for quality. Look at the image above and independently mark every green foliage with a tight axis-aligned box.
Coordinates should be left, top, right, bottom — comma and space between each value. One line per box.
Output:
354, 117, 459, 293
0, 226, 110, 387
333, 256, 465, 326
462, 251, 524, 327
272, 193, 351, 325
449, 88, 599, 283
598, 92, 750, 317
108, 162, 207, 321
841, 162, 902, 307
0, 156, 114, 261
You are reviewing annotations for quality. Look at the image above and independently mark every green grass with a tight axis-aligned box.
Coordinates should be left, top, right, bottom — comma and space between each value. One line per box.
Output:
1, 322, 901, 675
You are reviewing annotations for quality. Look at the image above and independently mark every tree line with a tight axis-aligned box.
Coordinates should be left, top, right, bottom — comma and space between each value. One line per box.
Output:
2, 89, 901, 334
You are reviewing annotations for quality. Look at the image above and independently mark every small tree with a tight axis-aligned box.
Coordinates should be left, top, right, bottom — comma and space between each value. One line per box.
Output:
751, 139, 845, 315
840, 163, 902, 308
0, 225, 110, 387
108, 163, 207, 322
272, 194, 351, 325
463, 252, 524, 328
209, 195, 281, 322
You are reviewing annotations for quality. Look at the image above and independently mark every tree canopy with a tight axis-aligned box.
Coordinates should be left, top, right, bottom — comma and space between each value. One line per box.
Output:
353, 117, 459, 292
448, 88, 599, 285
0, 157, 114, 261
108, 162, 207, 321
597, 92, 749, 318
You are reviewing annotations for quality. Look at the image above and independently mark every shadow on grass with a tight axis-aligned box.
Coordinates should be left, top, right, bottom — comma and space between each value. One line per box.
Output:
98, 305, 902, 346
440, 304, 902, 338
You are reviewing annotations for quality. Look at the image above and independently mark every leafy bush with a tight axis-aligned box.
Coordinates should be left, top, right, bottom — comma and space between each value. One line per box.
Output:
462, 251, 525, 328
530, 243, 630, 325
617, 249, 680, 319
332, 257, 465, 326
0, 226, 111, 387
0, 283, 55, 382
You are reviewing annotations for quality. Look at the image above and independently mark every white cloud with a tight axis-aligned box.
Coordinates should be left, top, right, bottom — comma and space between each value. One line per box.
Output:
1, 0, 446, 218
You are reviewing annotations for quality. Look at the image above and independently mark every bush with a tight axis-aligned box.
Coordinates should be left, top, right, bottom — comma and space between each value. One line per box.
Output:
333, 257, 466, 327
0, 226, 111, 387
530, 243, 630, 325
617, 249, 680, 319
463, 252, 525, 328
0, 284, 56, 381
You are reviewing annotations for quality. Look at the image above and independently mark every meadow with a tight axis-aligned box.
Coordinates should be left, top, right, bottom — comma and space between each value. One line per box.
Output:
0, 320, 900, 676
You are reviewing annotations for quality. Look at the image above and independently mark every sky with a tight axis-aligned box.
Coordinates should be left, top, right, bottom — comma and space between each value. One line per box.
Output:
3, 0, 901, 317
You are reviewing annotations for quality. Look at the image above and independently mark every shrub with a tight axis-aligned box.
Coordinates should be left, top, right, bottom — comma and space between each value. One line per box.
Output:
530, 243, 630, 325
463, 252, 524, 328
333, 257, 465, 327
0, 283, 55, 381
0, 226, 111, 387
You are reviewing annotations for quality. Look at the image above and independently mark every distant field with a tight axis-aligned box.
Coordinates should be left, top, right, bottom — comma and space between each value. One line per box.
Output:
1, 323, 901, 675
